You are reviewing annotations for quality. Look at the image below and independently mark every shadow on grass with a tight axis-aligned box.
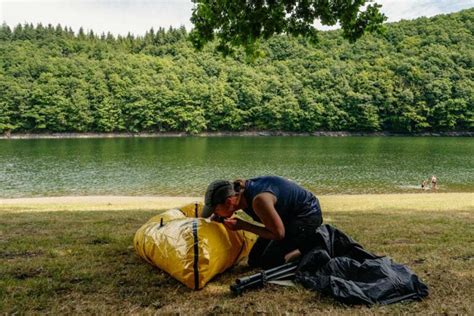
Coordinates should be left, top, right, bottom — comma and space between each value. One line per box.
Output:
0, 208, 473, 313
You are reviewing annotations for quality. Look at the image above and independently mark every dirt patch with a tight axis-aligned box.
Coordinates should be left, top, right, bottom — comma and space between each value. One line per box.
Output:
0, 250, 43, 259
411, 258, 426, 264
87, 237, 112, 245
384, 238, 413, 245
12, 267, 44, 280
451, 255, 474, 261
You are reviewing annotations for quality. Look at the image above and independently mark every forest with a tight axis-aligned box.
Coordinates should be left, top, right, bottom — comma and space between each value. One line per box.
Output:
0, 9, 472, 134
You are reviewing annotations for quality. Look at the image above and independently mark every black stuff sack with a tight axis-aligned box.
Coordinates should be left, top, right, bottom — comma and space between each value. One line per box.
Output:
295, 224, 429, 305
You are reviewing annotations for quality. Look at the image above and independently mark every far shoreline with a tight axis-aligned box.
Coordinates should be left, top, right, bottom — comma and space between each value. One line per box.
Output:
0, 130, 472, 139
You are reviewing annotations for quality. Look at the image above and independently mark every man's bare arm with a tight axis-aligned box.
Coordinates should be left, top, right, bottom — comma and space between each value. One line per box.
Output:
249, 192, 285, 240
223, 192, 285, 240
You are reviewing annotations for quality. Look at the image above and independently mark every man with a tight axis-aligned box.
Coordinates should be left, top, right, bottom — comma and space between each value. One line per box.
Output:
431, 175, 437, 190
202, 176, 323, 269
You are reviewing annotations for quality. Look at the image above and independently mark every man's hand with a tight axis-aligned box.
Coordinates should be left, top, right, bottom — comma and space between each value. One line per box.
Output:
210, 214, 225, 223
223, 218, 246, 231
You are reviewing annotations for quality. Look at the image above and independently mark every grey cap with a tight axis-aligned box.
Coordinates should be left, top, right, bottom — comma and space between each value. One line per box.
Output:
202, 180, 235, 218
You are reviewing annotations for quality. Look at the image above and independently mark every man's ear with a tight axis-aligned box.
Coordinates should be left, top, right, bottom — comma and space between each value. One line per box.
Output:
225, 195, 237, 206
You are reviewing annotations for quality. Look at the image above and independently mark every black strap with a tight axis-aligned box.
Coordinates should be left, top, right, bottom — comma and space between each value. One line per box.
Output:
192, 219, 199, 290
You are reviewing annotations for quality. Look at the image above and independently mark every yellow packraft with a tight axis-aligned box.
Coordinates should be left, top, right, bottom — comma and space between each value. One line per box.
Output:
133, 202, 257, 289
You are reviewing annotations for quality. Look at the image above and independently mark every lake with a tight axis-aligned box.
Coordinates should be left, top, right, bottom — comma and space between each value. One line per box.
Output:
0, 137, 472, 198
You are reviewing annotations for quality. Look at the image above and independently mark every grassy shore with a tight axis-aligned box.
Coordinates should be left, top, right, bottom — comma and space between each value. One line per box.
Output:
1, 193, 473, 314
1, 131, 472, 139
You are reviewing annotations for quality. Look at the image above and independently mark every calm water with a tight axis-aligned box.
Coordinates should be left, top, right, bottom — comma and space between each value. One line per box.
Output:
0, 137, 473, 198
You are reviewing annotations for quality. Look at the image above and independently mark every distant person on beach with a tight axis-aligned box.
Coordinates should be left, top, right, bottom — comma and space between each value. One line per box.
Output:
421, 180, 428, 190
202, 176, 323, 269
431, 175, 437, 190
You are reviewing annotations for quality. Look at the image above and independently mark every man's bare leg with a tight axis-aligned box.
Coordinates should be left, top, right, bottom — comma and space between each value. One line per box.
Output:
284, 249, 302, 263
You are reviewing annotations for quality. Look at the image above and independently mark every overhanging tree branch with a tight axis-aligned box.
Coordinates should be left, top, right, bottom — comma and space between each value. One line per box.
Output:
189, 0, 387, 55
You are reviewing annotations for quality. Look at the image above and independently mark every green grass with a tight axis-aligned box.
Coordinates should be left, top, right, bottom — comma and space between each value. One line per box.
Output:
1, 195, 473, 314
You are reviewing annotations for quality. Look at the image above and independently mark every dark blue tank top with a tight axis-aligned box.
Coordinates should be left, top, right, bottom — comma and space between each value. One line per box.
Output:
243, 176, 321, 223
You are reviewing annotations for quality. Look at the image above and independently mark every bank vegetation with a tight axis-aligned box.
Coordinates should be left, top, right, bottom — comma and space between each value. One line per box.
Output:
0, 9, 472, 134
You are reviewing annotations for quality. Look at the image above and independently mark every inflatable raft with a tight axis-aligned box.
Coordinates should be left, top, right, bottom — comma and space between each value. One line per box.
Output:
134, 202, 257, 289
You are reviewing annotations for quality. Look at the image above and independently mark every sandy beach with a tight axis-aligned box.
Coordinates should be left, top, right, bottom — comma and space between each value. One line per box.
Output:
0, 195, 201, 212
1, 193, 472, 213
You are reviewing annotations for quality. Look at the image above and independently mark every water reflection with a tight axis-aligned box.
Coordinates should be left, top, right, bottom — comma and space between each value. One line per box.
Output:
0, 137, 472, 197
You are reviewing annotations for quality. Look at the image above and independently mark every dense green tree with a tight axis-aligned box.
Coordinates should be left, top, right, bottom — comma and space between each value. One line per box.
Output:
0, 9, 472, 134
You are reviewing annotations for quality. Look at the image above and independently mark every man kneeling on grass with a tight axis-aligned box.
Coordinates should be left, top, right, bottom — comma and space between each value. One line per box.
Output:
202, 175, 323, 269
